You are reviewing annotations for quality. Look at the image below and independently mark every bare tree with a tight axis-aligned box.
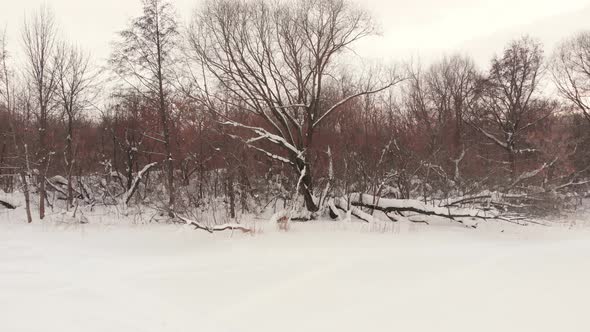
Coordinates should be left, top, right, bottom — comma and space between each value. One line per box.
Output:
110, 0, 178, 213
21, 6, 60, 219
1, 31, 33, 223
0, 31, 11, 188
112, 93, 147, 191
427, 57, 478, 147
187, 0, 402, 212
424, 55, 481, 185
55, 43, 94, 208
400, 56, 480, 195
467, 36, 551, 180
552, 31, 590, 124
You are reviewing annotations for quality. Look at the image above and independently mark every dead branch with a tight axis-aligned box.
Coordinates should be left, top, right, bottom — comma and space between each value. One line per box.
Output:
171, 211, 252, 233
124, 162, 157, 205
0, 199, 16, 209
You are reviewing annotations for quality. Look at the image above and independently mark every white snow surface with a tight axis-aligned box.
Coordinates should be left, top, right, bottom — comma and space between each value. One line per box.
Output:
2, 206, 590, 332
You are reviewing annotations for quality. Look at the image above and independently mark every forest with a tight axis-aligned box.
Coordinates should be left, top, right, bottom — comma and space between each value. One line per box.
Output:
1, 0, 590, 230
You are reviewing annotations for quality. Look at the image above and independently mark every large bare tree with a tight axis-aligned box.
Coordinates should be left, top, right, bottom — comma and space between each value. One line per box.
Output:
552, 31, 590, 125
21, 6, 59, 219
187, 0, 402, 212
111, 0, 178, 213
467, 36, 551, 180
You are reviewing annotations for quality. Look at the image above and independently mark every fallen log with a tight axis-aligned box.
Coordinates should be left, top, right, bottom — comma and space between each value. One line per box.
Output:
347, 193, 495, 221
171, 212, 252, 234
46, 176, 84, 201
0, 199, 16, 209
332, 197, 429, 224
441, 194, 493, 207
343, 193, 541, 227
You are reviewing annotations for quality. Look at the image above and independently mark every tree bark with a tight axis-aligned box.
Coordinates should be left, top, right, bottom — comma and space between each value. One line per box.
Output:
66, 114, 73, 208
154, 7, 175, 217
227, 171, 236, 219
38, 117, 47, 219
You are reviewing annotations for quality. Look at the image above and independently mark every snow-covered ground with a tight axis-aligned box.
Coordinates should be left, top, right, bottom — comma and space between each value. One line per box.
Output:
1, 205, 590, 332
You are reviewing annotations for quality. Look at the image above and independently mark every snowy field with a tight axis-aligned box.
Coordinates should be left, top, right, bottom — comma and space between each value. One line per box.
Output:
2, 207, 590, 332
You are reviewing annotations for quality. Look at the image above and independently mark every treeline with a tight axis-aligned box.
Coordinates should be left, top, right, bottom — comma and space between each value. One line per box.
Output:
1, 0, 590, 222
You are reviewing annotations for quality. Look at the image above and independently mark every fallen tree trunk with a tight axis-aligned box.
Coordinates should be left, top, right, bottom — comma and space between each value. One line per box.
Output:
333, 198, 428, 224
441, 187, 586, 219
171, 212, 252, 234
342, 193, 540, 227
46, 176, 84, 203
441, 194, 494, 208
348, 193, 495, 221
0, 198, 16, 209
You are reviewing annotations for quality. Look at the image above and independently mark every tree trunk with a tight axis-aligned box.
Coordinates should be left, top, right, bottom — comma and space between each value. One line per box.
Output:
158, 94, 174, 214
454, 107, 462, 157
302, 187, 319, 212
0, 143, 5, 192
239, 162, 251, 213
155, 20, 175, 216
227, 171, 235, 219
125, 148, 134, 191
301, 164, 319, 212
508, 149, 516, 182
66, 114, 74, 209
20, 171, 33, 223
38, 115, 47, 220
23, 144, 33, 223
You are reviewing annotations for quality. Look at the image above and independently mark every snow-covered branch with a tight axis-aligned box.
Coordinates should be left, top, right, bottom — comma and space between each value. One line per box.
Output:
472, 125, 508, 150
347, 193, 496, 221
312, 81, 401, 128
124, 162, 157, 205
510, 157, 558, 188
222, 120, 303, 160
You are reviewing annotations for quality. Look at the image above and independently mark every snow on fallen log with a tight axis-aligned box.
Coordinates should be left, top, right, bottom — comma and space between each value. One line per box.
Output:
172, 212, 252, 234
347, 193, 496, 221
48, 175, 68, 186
46, 176, 85, 200
45, 177, 68, 198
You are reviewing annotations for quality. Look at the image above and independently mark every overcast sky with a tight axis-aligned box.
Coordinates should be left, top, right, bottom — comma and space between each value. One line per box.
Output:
1, 0, 590, 68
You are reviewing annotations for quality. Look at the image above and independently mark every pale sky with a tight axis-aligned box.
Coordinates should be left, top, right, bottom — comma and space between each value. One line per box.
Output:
1, 0, 590, 68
